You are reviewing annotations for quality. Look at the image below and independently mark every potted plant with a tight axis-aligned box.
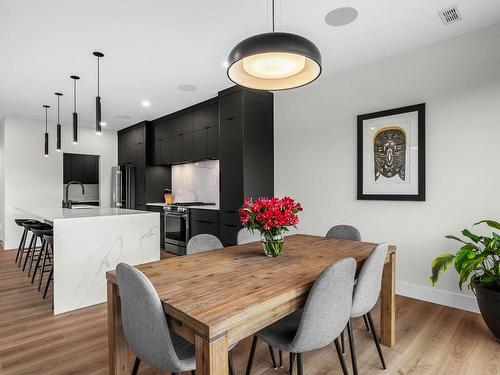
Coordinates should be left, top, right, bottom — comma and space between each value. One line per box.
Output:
430, 220, 500, 342
239, 196, 302, 257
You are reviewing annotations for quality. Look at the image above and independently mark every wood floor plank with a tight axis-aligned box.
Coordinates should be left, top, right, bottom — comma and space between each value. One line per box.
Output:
0, 249, 498, 375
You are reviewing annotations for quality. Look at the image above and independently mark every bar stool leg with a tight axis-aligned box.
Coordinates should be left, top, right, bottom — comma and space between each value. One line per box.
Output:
38, 242, 51, 292
31, 239, 46, 284
15, 228, 28, 264
27, 236, 40, 277
23, 235, 36, 271
43, 267, 53, 299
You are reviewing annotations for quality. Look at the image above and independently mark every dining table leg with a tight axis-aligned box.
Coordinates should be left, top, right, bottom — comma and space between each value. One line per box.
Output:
380, 252, 396, 347
108, 280, 131, 375
195, 334, 229, 375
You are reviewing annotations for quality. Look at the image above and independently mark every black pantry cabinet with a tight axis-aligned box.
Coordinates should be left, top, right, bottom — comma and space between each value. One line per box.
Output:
63, 153, 99, 184
218, 87, 274, 246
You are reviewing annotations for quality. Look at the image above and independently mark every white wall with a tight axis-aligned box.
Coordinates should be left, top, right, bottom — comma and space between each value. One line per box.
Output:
274, 24, 500, 312
1, 117, 117, 249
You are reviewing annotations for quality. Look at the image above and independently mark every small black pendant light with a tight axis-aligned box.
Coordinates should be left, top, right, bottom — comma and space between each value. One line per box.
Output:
227, 0, 321, 91
70, 75, 80, 144
93, 51, 104, 135
43, 105, 50, 157
55, 92, 63, 152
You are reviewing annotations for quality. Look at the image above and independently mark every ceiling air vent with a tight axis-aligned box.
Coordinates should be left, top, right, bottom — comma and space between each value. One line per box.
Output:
438, 6, 462, 25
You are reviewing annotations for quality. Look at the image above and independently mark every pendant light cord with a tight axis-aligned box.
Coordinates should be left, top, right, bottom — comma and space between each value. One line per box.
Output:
45, 107, 48, 132
272, 0, 275, 32
57, 95, 60, 124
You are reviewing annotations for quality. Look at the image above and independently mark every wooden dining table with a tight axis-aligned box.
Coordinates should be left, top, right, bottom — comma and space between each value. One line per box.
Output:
106, 234, 396, 375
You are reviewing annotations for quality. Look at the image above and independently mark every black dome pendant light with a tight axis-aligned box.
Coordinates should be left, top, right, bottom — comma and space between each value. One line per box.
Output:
93, 51, 104, 135
227, 0, 322, 91
70, 75, 80, 144
55, 92, 63, 152
42, 105, 50, 157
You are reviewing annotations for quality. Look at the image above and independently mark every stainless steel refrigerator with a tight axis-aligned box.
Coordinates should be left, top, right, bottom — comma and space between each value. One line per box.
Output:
111, 165, 135, 209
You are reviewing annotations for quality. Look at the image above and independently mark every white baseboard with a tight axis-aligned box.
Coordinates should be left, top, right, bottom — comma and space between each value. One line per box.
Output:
396, 281, 479, 313
3, 241, 19, 251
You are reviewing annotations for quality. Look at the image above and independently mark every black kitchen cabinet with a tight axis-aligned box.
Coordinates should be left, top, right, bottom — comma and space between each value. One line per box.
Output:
218, 87, 274, 246
63, 153, 99, 184
150, 98, 219, 165
190, 209, 219, 239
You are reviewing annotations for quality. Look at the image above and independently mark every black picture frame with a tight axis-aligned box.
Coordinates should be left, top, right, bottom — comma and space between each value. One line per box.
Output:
357, 103, 426, 201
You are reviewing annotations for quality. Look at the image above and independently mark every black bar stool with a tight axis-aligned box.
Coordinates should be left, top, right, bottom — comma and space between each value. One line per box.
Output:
14, 219, 40, 266
22, 222, 52, 276
42, 234, 54, 302
30, 227, 54, 287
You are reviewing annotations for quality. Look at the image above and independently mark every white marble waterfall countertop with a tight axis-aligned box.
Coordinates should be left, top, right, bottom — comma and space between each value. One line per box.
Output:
15, 206, 154, 222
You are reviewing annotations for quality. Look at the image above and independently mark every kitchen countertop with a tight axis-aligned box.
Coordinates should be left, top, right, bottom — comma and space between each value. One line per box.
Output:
146, 202, 219, 210
15, 206, 156, 222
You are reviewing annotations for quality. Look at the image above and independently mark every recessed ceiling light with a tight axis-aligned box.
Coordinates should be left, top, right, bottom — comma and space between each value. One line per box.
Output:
141, 100, 151, 107
177, 84, 198, 92
325, 7, 358, 27
100, 121, 107, 126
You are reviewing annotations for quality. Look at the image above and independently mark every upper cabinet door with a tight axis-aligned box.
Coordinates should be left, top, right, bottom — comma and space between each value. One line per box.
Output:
207, 126, 219, 159
193, 103, 218, 131
181, 132, 194, 162
170, 136, 182, 164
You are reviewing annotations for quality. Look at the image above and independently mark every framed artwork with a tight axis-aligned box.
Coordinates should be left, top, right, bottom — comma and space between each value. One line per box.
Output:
357, 103, 425, 201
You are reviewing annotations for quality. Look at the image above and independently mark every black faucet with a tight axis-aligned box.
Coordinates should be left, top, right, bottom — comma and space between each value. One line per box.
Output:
62, 181, 85, 208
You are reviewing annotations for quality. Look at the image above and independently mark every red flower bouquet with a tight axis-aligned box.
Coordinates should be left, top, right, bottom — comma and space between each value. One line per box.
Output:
239, 196, 302, 256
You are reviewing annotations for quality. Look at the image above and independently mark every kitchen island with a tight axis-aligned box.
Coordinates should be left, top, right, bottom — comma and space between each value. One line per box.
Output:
15, 207, 160, 314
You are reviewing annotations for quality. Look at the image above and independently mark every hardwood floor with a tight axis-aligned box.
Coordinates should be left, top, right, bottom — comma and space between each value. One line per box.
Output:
0, 249, 498, 375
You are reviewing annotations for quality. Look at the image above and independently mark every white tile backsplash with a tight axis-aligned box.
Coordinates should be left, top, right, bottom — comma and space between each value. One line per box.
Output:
64, 184, 99, 201
172, 160, 219, 204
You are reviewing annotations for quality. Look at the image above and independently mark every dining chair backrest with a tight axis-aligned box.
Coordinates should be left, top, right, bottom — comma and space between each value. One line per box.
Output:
236, 228, 261, 245
351, 243, 388, 318
290, 257, 356, 353
186, 234, 223, 254
116, 262, 184, 371
325, 225, 361, 241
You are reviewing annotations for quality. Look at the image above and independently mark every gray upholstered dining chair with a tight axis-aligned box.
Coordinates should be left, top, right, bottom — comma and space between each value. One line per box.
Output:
236, 228, 261, 245
346, 243, 388, 375
186, 234, 223, 254
184, 234, 238, 374
325, 224, 362, 241
116, 262, 195, 375
245, 257, 357, 375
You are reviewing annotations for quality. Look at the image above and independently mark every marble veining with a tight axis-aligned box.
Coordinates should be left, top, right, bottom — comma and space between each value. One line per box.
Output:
172, 160, 219, 204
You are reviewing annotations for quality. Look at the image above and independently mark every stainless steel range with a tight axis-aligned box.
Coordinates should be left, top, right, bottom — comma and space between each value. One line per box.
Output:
163, 202, 215, 255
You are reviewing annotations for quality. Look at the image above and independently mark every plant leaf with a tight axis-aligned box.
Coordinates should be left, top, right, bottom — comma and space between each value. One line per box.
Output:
430, 254, 455, 286
461, 229, 482, 244
453, 244, 476, 273
445, 235, 468, 244
474, 220, 500, 230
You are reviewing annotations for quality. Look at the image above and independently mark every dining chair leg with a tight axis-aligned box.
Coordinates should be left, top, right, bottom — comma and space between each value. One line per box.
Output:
341, 330, 345, 353
289, 353, 295, 375
366, 311, 387, 370
347, 319, 358, 375
334, 338, 349, 375
297, 353, 303, 375
279, 350, 284, 368
362, 315, 370, 332
131, 357, 140, 375
229, 351, 236, 375
245, 335, 258, 375
268, 345, 278, 369
191, 371, 195, 375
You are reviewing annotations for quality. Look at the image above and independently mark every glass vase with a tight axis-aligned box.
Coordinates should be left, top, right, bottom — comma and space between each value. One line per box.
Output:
261, 232, 285, 257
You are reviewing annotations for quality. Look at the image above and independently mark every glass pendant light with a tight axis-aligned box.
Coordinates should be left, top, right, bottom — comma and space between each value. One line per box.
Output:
93, 51, 104, 135
70, 75, 80, 144
43, 105, 50, 157
55, 92, 63, 151
227, 0, 321, 91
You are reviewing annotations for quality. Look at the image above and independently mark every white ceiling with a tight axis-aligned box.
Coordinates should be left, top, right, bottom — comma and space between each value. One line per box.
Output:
1, 0, 500, 130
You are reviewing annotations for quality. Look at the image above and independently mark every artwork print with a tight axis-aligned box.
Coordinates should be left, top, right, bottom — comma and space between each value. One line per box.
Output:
357, 104, 425, 201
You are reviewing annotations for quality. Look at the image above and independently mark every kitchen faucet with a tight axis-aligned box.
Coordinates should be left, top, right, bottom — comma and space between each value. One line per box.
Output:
62, 181, 85, 208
